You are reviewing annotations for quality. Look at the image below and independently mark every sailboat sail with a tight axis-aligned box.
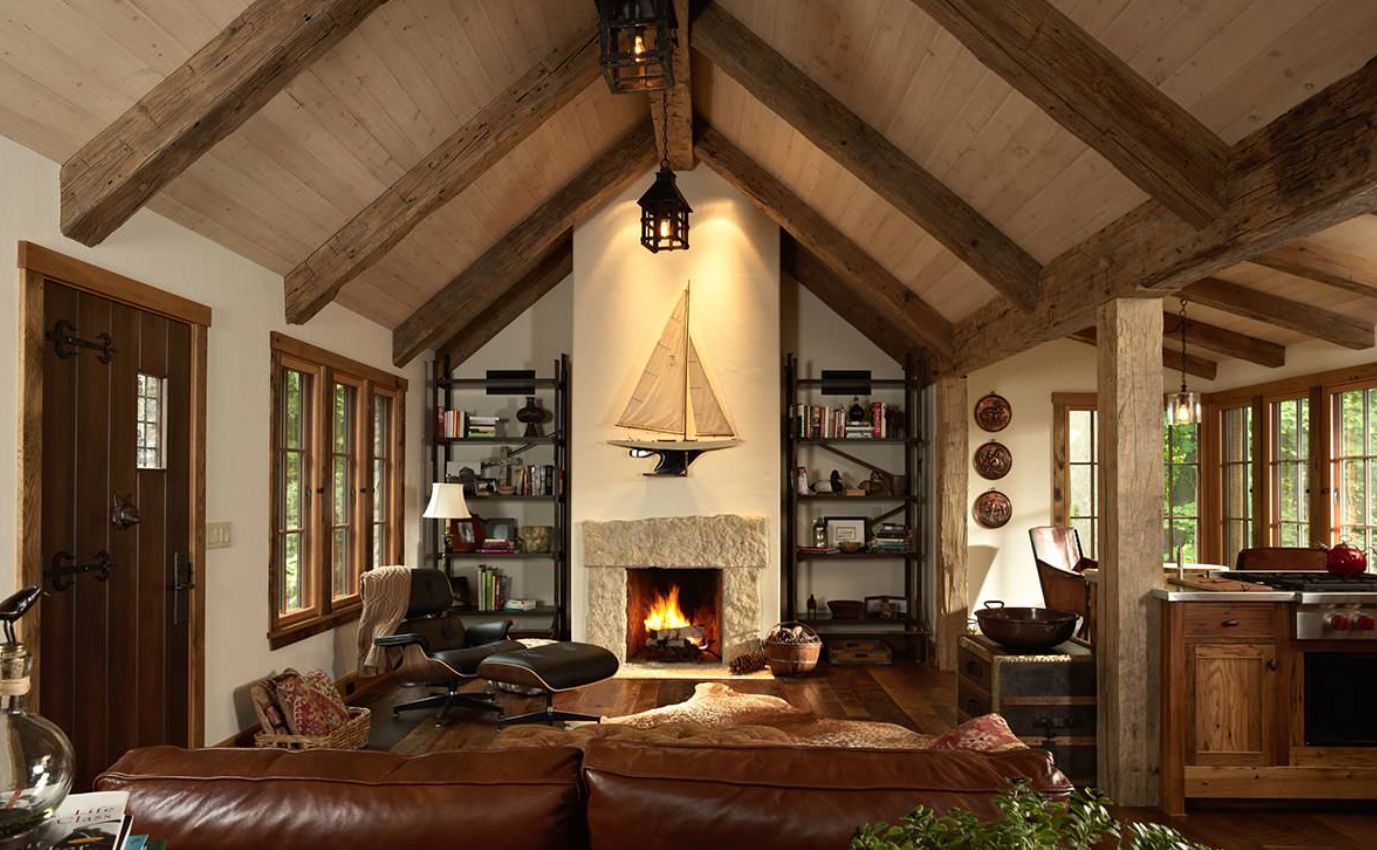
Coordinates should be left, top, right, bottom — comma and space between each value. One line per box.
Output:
687, 338, 734, 437
615, 291, 688, 434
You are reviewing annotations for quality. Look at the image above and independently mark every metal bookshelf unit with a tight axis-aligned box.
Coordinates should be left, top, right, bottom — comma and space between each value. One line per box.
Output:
428, 354, 571, 639
781, 354, 928, 661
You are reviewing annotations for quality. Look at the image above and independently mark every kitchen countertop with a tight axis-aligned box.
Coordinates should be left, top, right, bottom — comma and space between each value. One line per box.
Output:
1081, 566, 1296, 602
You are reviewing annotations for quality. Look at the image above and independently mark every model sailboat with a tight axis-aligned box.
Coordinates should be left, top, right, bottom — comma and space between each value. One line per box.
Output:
608, 285, 740, 475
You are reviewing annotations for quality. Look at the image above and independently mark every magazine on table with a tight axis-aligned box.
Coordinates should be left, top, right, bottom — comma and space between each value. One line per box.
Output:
35, 791, 132, 849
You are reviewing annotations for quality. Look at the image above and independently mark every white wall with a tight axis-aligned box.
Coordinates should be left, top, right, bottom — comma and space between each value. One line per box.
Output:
570, 165, 780, 640
0, 136, 426, 744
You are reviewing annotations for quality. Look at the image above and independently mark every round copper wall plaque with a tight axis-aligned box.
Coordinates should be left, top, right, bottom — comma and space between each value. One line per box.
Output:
974, 393, 1012, 432
973, 441, 1012, 480
973, 490, 1012, 529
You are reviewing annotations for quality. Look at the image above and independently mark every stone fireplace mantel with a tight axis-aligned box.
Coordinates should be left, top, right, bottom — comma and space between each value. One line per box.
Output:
582, 514, 768, 663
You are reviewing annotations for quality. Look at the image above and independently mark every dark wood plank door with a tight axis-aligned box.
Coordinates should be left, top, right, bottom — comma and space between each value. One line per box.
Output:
40, 279, 192, 789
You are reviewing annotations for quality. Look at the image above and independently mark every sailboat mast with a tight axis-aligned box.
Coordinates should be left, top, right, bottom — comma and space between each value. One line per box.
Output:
683, 281, 691, 440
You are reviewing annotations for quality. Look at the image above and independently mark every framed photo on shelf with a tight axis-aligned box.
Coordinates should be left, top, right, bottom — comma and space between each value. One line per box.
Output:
865, 595, 907, 619
824, 516, 867, 549
485, 517, 519, 543
452, 517, 482, 552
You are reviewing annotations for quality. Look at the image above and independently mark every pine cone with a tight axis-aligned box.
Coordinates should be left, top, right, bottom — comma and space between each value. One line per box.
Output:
729, 649, 768, 676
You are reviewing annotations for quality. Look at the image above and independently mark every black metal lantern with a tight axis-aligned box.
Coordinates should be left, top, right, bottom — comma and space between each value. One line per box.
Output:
596, 0, 678, 94
638, 162, 691, 253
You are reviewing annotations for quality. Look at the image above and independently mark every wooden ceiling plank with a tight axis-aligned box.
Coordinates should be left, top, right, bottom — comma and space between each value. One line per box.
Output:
1165, 311, 1285, 368
649, 0, 693, 170
695, 121, 955, 356
285, 27, 599, 324
436, 235, 573, 367
60, 0, 387, 247
949, 54, 1377, 375
392, 123, 656, 366
782, 237, 927, 366
1249, 239, 1377, 299
912, 0, 1228, 228
1069, 328, 1218, 381
694, 2, 1042, 311
1182, 278, 1373, 351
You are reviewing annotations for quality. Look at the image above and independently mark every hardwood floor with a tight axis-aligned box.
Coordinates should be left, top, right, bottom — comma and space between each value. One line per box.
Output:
358, 663, 1377, 849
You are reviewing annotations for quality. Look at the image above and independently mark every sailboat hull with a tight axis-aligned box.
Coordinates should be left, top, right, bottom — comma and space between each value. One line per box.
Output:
608, 439, 741, 476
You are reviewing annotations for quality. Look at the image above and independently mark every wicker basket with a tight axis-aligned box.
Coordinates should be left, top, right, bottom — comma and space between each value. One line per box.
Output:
254, 706, 371, 750
765, 621, 822, 677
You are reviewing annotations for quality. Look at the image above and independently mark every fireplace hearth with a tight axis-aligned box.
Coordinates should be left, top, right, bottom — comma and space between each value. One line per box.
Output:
626, 568, 722, 663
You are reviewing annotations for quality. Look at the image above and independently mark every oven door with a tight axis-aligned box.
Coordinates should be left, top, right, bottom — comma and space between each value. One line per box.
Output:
1304, 652, 1377, 746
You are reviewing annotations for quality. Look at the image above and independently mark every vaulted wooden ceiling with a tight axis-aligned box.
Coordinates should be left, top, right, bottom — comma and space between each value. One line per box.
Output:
3, 0, 1377, 373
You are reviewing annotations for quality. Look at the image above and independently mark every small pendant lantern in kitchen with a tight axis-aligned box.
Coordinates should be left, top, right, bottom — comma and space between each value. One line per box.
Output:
596, 0, 678, 94
638, 91, 691, 253
1167, 296, 1202, 426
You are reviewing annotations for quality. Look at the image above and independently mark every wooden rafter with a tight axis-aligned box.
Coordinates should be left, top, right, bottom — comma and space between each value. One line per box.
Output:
694, 3, 1042, 311
649, 0, 693, 170
285, 27, 598, 324
948, 54, 1377, 376
436, 235, 573, 367
912, 0, 1228, 228
1069, 328, 1218, 381
1249, 239, 1377, 299
695, 122, 955, 356
1163, 311, 1285, 368
60, 0, 387, 247
781, 238, 928, 366
391, 123, 657, 366
1182, 279, 1374, 351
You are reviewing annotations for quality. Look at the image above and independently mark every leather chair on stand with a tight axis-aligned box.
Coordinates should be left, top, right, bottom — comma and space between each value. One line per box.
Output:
370, 568, 523, 726
1028, 526, 1095, 640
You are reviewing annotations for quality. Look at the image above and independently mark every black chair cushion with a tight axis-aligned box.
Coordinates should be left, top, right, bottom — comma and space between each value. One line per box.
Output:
432, 640, 525, 677
478, 643, 619, 693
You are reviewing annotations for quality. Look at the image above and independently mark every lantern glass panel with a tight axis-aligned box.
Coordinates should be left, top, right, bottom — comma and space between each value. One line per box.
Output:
598, 0, 677, 93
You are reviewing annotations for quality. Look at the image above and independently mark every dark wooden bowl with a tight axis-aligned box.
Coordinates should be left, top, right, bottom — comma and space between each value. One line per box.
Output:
974, 601, 1078, 651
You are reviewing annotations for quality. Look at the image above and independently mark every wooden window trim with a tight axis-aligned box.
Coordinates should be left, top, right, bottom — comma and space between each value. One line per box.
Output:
1051, 393, 1098, 536
1325, 378, 1377, 549
269, 335, 406, 649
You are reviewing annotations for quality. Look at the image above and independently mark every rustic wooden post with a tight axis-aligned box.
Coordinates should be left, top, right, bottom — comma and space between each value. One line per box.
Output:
1095, 298, 1163, 805
934, 375, 969, 671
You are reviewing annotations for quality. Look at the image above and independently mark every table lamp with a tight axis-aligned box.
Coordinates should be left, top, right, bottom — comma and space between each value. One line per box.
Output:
423, 482, 470, 553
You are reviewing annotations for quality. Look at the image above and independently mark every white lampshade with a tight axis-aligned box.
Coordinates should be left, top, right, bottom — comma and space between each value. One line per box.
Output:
422, 482, 470, 520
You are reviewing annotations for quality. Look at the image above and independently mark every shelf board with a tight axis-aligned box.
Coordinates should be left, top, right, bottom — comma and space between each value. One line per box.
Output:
802, 622, 923, 636
438, 377, 557, 389
462, 494, 556, 502
435, 436, 557, 445
437, 551, 558, 560
793, 437, 917, 446
794, 377, 911, 388
796, 494, 916, 502
456, 605, 557, 617
796, 551, 914, 560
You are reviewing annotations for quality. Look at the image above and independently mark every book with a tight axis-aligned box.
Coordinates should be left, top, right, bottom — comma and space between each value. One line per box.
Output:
40, 791, 133, 850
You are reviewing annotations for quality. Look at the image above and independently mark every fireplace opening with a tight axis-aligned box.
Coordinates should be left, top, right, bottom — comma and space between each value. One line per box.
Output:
626, 568, 723, 663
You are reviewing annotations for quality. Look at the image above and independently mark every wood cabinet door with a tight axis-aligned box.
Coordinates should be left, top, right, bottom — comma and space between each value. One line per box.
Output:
1186, 642, 1278, 766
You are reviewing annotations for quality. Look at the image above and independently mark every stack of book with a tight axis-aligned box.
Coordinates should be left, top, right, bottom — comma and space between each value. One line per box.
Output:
797, 545, 840, 556
792, 402, 902, 439
869, 522, 910, 553
475, 565, 511, 611
464, 414, 502, 439
476, 537, 517, 555
39, 791, 163, 849
434, 410, 505, 439
513, 464, 558, 496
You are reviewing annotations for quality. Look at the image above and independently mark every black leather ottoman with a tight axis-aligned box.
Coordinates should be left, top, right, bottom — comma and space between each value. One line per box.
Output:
477, 642, 620, 726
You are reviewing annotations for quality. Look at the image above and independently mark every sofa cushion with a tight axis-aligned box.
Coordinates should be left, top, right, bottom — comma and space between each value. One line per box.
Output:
96, 746, 584, 850
582, 739, 1072, 850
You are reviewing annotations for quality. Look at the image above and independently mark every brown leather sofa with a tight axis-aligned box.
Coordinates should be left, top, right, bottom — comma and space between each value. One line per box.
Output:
97, 740, 1071, 850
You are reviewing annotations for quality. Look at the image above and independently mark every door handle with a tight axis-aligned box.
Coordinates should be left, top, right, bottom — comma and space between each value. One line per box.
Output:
1267, 657, 1278, 671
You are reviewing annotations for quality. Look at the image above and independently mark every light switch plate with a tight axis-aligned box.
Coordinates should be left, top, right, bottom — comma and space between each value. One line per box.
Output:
206, 521, 232, 549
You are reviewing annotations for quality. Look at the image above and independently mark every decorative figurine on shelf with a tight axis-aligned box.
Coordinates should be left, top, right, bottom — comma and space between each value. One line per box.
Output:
812, 517, 827, 548
795, 466, 809, 495
848, 396, 867, 424
0, 586, 75, 848
806, 594, 818, 620
830, 469, 844, 494
517, 396, 551, 438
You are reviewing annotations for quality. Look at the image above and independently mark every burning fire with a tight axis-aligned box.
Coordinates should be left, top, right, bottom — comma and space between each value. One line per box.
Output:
644, 584, 693, 632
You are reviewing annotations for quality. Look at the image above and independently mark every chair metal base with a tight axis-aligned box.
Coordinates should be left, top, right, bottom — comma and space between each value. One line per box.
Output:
393, 686, 502, 727
497, 693, 601, 727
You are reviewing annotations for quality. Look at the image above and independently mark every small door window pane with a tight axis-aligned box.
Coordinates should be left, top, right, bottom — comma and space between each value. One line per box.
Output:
136, 373, 166, 470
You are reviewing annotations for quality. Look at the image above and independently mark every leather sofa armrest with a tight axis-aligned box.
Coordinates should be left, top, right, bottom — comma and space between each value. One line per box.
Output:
463, 620, 513, 647
375, 632, 430, 654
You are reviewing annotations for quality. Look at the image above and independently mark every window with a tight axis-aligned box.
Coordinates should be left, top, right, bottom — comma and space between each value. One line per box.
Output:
136, 373, 166, 470
1332, 385, 1377, 552
1270, 397, 1310, 546
1052, 394, 1099, 558
1164, 417, 1200, 563
270, 334, 407, 647
1219, 405, 1253, 567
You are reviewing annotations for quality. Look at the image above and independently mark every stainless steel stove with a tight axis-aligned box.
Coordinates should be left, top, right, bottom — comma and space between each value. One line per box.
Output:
1215, 571, 1377, 639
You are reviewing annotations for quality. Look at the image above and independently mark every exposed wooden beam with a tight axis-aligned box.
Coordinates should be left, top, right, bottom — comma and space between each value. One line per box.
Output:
60, 0, 386, 246
948, 55, 1377, 375
392, 123, 656, 366
912, 0, 1227, 228
285, 27, 598, 323
695, 122, 954, 356
649, 0, 693, 170
1249, 240, 1377, 299
934, 376, 969, 673
436, 235, 573, 367
1164, 311, 1285, 368
781, 238, 928, 365
1069, 328, 1217, 380
1182, 278, 1374, 351
694, 2, 1042, 311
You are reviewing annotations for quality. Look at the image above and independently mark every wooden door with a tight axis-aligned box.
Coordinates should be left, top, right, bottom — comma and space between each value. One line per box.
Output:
39, 279, 193, 789
1186, 642, 1278, 767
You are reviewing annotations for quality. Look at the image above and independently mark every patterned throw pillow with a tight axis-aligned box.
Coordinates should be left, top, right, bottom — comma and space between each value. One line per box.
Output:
930, 713, 1026, 753
274, 668, 350, 737
249, 677, 291, 736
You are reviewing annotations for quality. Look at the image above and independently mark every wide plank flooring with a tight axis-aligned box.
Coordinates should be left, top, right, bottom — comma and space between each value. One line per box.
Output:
358, 664, 1377, 849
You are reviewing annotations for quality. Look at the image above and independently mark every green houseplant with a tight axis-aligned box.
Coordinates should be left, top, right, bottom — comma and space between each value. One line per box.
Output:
851, 783, 1215, 850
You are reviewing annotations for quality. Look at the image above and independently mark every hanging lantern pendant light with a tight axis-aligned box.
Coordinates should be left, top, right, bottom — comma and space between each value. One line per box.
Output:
1168, 296, 1202, 426
638, 91, 691, 253
596, 0, 678, 94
